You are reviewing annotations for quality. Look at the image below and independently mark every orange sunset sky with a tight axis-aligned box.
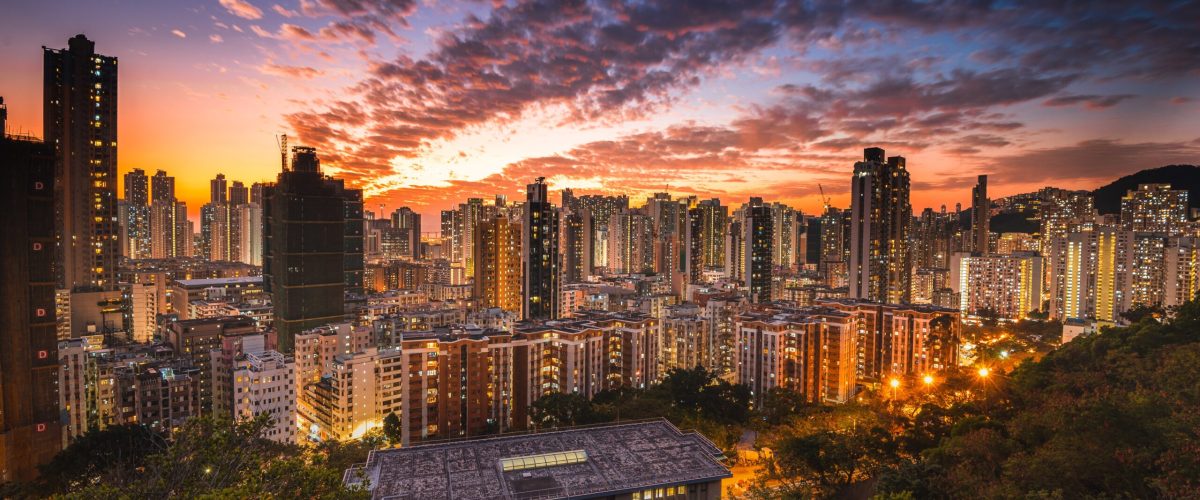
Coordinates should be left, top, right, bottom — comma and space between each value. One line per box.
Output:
2, 0, 1198, 225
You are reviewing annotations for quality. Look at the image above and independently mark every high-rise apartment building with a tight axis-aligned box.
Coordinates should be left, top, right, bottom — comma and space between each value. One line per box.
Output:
744, 203, 774, 303
0, 134, 62, 481
150, 170, 188, 258
951, 252, 1043, 321
734, 306, 855, 404
263, 147, 363, 351
473, 215, 523, 314
819, 207, 849, 288
971, 175, 990, 254
123, 168, 151, 259
1121, 184, 1189, 235
693, 199, 727, 271
608, 209, 654, 274
849, 148, 912, 303
562, 207, 593, 283
45, 34, 119, 291
770, 202, 803, 270
390, 207, 422, 260
523, 178, 560, 320
210, 173, 227, 204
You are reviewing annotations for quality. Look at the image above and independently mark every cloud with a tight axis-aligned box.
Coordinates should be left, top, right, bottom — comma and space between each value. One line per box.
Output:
1042, 94, 1136, 109
260, 61, 325, 79
249, 24, 275, 38
171, 29, 187, 38
989, 139, 1200, 184
272, 4, 299, 17
274, 0, 1200, 216
219, 0, 264, 20
209, 34, 224, 43
299, 0, 417, 24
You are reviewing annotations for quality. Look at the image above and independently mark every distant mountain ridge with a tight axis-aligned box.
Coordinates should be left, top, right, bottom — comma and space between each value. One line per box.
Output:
1092, 164, 1200, 214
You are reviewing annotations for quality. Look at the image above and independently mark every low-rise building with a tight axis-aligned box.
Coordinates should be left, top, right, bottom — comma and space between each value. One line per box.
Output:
345, 419, 731, 500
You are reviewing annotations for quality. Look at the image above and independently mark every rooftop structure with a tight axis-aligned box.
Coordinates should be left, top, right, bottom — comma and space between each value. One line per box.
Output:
346, 419, 730, 500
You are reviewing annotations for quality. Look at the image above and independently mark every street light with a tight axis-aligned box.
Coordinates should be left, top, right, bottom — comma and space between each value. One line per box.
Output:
922, 374, 934, 386
977, 367, 990, 378
888, 378, 900, 399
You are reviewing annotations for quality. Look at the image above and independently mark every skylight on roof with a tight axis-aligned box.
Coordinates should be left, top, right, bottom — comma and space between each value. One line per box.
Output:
499, 450, 587, 472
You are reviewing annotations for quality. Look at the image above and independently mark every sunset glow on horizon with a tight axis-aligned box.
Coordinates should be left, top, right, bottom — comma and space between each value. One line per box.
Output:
2, 0, 1198, 224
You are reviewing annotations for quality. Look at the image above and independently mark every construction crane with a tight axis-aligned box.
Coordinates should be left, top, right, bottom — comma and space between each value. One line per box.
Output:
276, 134, 288, 171
818, 183, 832, 212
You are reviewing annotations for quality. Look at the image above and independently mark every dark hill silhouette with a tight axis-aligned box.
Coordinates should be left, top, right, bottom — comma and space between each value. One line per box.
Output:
1092, 165, 1200, 214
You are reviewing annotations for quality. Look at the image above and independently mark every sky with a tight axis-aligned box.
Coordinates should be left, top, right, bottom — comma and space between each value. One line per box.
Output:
1, 0, 1198, 224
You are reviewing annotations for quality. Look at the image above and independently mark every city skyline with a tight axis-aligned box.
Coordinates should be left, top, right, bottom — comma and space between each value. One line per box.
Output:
2, 1, 1198, 223
3, 6, 1200, 494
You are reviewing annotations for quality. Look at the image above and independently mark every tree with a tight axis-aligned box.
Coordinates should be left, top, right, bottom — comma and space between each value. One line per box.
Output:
759, 387, 809, 426
874, 294, 1200, 498
40, 416, 367, 499
1120, 303, 1164, 323
655, 366, 751, 425
530, 392, 596, 428
760, 424, 896, 498
30, 424, 165, 496
382, 412, 402, 446
976, 308, 1000, 327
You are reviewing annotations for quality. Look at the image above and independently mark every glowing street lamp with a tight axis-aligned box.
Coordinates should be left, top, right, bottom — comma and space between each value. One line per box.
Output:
977, 367, 991, 378
888, 378, 900, 399
923, 375, 934, 386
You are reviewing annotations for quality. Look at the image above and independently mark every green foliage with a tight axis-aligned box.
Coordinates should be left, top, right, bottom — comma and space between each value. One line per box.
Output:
871, 294, 1200, 499
1119, 303, 1165, 324
530, 392, 600, 428
526, 366, 753, 451
28, 415, 366, 499
759, 388, 810, 427
381, 412, 402, 446
30, 424, 165, 496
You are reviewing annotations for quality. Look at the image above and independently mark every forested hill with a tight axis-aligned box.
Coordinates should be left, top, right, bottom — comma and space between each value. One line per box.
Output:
1092, 164, 1200, 214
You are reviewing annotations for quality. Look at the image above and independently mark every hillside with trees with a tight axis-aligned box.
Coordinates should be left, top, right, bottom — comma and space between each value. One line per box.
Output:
1092, 164, 1200, 214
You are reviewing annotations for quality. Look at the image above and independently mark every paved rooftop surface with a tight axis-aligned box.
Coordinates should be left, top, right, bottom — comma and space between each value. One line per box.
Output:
347, 419, 730, 500
173, 276, 262, 287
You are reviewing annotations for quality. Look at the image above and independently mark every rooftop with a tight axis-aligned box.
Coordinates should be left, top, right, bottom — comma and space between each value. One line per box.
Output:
346, 419, 730, 500
174, 276, 263, 288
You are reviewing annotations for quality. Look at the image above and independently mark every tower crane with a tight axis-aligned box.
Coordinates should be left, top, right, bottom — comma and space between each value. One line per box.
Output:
276, 134, 288, 171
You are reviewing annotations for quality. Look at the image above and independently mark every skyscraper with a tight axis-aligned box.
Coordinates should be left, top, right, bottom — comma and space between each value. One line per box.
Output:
694, 199, 728, 271
473, 214, 522, 314
45, 34, 119, 291
263, 147, 363, 350
210, 173, 227, 204
390, 207, 422, 260
228, 180, 248, 206
123, 168, 151, 259
562, 207, 593, 283
849, 147, 912, 303
744, 202, 774, 303
971, 175, 990, 254
1120, 184, 1188, 235
523, 178, 560, 320
819, 206, 849, 288
0, 133, 62, 481
150, 170, 180, 258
